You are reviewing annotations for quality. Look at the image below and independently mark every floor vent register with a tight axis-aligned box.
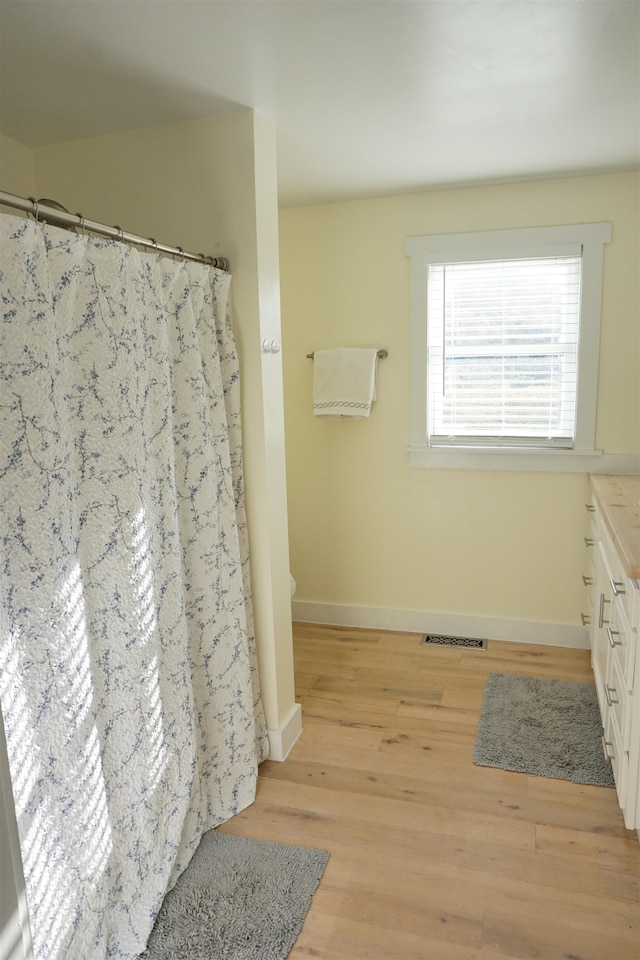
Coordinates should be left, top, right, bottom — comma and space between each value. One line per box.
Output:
421, 634, 487, 650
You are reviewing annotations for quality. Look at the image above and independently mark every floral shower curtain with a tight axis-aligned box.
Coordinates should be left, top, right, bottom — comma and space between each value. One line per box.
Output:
0, 213, 269, 959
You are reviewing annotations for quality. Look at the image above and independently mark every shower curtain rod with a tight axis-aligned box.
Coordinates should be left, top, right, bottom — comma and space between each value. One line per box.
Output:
0, 191, 230, 271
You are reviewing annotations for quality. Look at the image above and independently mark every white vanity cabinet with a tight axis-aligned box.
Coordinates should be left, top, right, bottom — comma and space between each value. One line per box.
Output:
587, 475, 640, 831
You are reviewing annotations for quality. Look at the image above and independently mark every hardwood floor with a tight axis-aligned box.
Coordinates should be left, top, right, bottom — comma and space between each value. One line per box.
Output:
220, 622, 640, 959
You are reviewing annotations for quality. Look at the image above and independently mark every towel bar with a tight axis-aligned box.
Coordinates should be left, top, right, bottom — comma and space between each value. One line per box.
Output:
306, 349, 388, 359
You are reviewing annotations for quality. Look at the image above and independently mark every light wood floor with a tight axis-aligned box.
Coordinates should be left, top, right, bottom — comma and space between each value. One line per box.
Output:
220, 622, 640, 960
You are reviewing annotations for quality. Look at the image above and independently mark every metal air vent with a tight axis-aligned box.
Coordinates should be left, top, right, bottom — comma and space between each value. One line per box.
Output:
421, 634, 487, 650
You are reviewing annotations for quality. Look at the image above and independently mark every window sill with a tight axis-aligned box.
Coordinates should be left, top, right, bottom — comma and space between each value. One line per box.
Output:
407, 446, 640, 474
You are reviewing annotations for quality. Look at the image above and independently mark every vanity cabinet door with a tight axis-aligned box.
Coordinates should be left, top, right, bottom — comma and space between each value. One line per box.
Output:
591, 534, 614, 715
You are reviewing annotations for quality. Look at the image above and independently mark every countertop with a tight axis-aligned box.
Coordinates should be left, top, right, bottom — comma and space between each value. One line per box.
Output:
589, 474, 640, 581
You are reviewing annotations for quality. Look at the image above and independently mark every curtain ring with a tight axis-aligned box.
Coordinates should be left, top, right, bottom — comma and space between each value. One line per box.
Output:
114, 225, 124, 244
148, 237, 159, 254
33, 198, 39, 222
175, 246, 184, 261
76, 213, 85, 234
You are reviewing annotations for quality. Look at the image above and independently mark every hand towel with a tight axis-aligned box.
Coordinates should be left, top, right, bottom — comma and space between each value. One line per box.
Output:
313, 348, 378, 418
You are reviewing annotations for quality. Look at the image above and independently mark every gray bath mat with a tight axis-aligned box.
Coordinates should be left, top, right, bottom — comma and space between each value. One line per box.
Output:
141, 830, 329, 960
473, 673, 614, 786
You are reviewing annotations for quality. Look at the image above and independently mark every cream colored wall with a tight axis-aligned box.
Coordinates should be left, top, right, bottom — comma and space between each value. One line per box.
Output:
0, 134, 35, 197
28, 113, 295, 740
280, 172, 639, 627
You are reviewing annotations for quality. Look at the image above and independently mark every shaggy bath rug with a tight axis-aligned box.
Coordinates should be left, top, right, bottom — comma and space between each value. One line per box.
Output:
473, 672, 614, 786
141, 830, 329, 960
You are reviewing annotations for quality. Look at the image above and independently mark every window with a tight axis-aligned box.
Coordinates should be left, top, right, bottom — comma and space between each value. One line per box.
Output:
427, 256, 581, 447
405, 223, 612, 471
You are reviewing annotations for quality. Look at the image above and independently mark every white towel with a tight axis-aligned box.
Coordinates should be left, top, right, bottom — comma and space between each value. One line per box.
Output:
313, 348, 378, 418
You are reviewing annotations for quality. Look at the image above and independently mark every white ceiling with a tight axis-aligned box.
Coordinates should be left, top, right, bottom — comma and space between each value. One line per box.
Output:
1, 0, 638, 207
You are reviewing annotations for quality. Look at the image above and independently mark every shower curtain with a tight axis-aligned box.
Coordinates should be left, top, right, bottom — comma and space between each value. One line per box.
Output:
0, 213, 269, 959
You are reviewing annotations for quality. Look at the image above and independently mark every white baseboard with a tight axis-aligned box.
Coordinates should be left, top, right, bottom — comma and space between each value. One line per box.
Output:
267, 701, 302, 762
291, 600, 589, 649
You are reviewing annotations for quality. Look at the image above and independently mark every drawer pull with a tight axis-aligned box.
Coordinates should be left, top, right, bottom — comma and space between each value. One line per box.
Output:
585, 503, 596, 513
580, 613, 592, 626
602, 736, 615, 762
610, 578, 626, 597
607, 626, 623, 648
584, 537, 595, 547
598, 593, 610, 628
582, 575, 593, 587
604, 684, 619, 707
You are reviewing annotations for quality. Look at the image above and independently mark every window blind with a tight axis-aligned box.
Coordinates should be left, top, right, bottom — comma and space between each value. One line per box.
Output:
426, 256, 582, 448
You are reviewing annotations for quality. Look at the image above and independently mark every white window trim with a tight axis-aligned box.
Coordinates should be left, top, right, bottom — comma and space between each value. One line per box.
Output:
405, 222, 614, 472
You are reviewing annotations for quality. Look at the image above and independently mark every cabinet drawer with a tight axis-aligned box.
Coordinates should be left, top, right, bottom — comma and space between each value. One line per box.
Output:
604, 651, 628, 752
609, 598, 635, 691
603, 708, 627, 809
595, 513, 637, 625
582, 554, 595, 586
612, 575, 637, 629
